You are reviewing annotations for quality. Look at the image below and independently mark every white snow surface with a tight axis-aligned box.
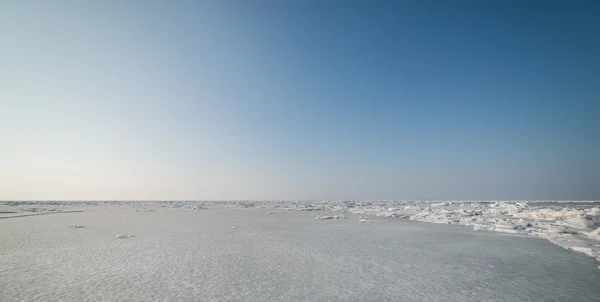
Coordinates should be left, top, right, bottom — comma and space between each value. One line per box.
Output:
1, 200, 600, 301
2, 200, 599, 263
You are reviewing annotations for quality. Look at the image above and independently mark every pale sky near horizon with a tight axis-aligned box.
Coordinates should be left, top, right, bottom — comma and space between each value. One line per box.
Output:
1, 0, 599, 201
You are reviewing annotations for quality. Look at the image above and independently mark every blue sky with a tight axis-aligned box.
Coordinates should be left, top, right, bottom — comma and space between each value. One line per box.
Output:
1, 0, 598, 200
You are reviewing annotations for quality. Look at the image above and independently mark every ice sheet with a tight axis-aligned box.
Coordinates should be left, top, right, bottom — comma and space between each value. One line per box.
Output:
2, 199, 600, 270
2, 205, 600, 301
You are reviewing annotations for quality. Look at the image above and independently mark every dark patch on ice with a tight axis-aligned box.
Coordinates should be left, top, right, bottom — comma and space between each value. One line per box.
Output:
67, 225, 86, 228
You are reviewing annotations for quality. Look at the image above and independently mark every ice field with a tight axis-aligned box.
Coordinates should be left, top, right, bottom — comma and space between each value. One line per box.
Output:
1, 201, 600, 301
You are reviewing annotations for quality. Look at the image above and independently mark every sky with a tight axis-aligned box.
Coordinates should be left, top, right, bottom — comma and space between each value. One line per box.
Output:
1, 0, 599, 201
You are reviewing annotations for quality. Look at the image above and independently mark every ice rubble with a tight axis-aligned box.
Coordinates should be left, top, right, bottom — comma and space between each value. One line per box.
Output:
343, 201, 600, 264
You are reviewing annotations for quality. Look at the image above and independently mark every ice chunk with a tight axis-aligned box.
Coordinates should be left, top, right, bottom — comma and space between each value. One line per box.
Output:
315, 215, 343, 220
587, 207, 600, 217
589, 228, 600, 241
493, 225, 520, 234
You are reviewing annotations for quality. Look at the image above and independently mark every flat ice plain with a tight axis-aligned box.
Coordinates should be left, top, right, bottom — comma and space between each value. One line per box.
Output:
1, 201, 600, 301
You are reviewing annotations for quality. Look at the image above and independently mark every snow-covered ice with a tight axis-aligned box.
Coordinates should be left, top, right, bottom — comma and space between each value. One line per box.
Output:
1, 201, 600, 301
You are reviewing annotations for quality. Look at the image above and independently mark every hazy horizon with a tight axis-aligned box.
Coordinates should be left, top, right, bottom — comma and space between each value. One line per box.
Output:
1, 0, 599, 201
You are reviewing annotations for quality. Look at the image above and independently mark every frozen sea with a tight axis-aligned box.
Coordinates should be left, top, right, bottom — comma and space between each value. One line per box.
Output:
1, 205, 600, 301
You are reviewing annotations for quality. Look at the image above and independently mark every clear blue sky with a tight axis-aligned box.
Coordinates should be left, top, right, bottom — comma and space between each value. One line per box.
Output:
1, 0, 598, 200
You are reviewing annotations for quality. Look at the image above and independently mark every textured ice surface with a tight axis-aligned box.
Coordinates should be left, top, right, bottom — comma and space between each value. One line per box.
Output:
2, 204, 600, 301
3, 200, 599, 265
